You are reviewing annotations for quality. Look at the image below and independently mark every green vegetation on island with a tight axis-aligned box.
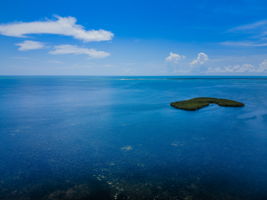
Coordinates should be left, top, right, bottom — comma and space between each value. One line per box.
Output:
170, 97, 244, 111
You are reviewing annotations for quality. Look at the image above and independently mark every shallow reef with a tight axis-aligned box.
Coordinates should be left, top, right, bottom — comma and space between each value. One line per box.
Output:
170, 97, 244, 111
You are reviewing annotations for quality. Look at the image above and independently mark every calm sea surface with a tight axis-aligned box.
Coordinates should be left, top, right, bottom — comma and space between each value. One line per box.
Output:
0, 76, 267, 200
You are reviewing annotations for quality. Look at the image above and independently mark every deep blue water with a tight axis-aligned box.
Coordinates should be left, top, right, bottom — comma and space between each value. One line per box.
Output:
0, 76, 267, 200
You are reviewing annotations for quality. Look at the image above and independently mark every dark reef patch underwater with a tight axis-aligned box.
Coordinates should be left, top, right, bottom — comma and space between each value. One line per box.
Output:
0, 76, 267, 200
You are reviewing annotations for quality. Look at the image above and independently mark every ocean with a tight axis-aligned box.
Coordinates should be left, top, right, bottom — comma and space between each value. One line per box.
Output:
0, 76, 267, 200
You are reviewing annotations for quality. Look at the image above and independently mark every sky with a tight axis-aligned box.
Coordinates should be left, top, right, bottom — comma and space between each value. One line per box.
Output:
1, 0, 267, 75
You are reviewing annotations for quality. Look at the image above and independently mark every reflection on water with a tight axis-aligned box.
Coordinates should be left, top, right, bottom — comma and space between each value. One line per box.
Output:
0, 76, 267, 200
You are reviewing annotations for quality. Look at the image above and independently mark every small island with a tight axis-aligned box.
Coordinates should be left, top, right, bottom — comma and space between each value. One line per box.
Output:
170, 97, 244, 111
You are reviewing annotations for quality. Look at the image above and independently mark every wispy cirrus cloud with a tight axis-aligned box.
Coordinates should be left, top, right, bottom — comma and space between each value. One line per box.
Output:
221, 41, 267, 47
222, 19, 267, 47
228, 20, 267, 32
49, 44, 110, 58
16, 40, 45, 51
0, 16, 114, 42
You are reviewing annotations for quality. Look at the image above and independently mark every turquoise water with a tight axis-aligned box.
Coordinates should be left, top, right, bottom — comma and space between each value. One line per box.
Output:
0, 76, 267, 200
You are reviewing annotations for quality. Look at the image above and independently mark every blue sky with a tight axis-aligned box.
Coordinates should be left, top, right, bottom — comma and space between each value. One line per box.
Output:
1, 0, 267, 75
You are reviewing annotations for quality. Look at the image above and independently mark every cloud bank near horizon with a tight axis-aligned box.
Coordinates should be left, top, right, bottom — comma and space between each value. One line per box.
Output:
208, 60, 267, 73
165, 51, 267, 74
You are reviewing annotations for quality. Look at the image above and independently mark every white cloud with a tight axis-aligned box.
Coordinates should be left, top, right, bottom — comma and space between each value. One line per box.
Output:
208, 60, 267, 73
222, 20, 267, 47
228, 20, 267, 32
0, 16, 114, 42
209, 64, 255, 73
191, 52, 209, 65
221, 41, 267, 47
165, 52, 185, 64
49, 44, 110, 58
16, 40, 45, 51
258, 59, 267, 72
